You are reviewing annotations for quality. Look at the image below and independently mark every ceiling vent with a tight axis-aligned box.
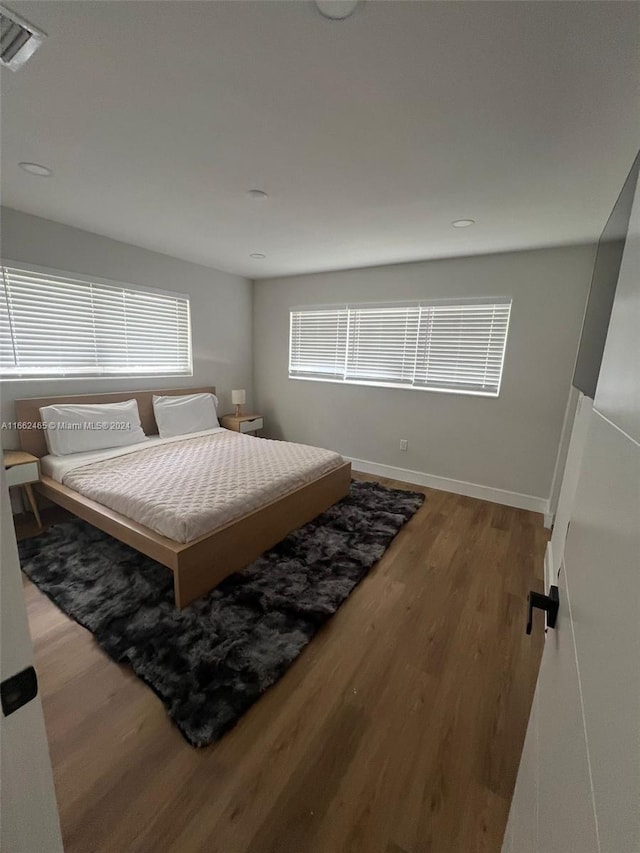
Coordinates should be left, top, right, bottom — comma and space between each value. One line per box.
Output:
0, 3, 46, 71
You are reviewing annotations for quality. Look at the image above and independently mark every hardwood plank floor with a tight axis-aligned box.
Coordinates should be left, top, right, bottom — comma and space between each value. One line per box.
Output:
21, 475, 546, 853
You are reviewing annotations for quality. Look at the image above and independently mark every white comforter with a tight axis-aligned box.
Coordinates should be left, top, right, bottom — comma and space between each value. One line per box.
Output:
42, 429, 344, 543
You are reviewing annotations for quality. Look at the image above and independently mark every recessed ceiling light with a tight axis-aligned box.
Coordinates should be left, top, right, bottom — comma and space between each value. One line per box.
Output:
315, 0, 360, 20
250, 253, 266, 259
452, 219, 475, 228
247, 189, 268, 200
19, 161, 52, 176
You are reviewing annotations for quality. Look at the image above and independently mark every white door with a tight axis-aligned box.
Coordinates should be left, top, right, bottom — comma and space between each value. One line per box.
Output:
0, 466, 63, 852
503, 169, 640, 853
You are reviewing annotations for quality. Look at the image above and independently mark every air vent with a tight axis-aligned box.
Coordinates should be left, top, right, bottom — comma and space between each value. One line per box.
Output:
0, 3, 45, 71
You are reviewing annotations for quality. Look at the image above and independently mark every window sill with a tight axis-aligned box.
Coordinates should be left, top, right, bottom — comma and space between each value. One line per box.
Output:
1, 372, 194, 383
288, 375, 500, 398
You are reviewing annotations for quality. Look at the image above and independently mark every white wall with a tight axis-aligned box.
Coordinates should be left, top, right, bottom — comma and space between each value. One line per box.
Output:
253, 245, 594, 507
0, 208, 253, 449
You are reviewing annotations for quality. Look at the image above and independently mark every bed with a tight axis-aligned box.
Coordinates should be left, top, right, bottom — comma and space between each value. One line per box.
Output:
15, 387, 351, 608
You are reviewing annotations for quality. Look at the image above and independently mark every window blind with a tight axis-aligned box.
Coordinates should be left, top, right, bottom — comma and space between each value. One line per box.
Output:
289, 299, 511, 396
0, 265, 192, 379
289, 308, 348, 379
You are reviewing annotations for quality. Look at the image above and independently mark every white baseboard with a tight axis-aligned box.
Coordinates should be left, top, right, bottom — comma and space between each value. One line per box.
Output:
543, 511, 554, 530
346, 456, 550, 516
544, 540, 555, 591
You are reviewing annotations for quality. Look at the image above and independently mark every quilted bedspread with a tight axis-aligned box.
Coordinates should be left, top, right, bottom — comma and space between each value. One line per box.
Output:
62, 431, 344, 543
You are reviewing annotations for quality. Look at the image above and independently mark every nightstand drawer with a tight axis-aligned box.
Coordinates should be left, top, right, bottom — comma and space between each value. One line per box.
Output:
240, 417, 263, 433
6, 461, 39, 487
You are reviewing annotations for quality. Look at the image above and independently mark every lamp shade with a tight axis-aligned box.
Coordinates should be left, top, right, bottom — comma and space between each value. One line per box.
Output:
231, 389, 246, 406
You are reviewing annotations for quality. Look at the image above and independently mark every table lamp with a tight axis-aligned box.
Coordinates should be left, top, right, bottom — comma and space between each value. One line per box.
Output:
232, 389, 246, 418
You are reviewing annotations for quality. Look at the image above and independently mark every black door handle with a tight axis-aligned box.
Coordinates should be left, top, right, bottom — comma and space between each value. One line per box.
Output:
526, 586, 559, 634
1, 666, 38, 716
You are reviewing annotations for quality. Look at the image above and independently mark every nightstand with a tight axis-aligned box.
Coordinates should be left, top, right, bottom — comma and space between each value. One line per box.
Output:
220, 413, 264, 435
4, 450, 42, 528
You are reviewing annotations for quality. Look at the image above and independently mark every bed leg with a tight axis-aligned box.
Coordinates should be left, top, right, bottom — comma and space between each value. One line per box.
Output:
173, 572, 185, 610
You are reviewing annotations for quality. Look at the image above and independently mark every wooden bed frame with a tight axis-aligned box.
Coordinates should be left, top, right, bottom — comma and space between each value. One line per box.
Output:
15, 387, 351, 608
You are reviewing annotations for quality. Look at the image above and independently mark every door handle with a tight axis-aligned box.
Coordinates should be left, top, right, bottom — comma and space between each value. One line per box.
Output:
1, 666, 38, 716
526, 586, 559, 635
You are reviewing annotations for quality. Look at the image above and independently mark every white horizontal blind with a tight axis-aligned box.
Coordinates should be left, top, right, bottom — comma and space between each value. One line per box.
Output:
345, 305, 420, 384
289, 308, 348, 379
289, 299, 511, 396
414, 302, 511, 394
0, 265, 192, 379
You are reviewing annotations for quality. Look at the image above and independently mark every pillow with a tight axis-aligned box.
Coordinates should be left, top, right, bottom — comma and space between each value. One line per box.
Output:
39, 399, 147, 456
152, 392, 219, 438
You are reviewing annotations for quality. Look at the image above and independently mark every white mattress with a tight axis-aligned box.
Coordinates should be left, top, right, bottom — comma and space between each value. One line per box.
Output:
42, 430, 344, 543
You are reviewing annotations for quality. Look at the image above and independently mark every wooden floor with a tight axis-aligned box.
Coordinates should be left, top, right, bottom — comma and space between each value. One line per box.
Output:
21, 475, 546, 853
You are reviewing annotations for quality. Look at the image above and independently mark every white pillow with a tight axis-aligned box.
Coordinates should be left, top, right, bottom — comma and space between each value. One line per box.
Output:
152, 392, 219, 438
39, 399, 147, 456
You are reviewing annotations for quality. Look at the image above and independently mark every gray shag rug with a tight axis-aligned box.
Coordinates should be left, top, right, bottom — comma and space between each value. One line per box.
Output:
19, 480, 424, 747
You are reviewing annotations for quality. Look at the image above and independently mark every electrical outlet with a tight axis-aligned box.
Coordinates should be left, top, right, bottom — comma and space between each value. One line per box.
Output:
400, 439, 408, 451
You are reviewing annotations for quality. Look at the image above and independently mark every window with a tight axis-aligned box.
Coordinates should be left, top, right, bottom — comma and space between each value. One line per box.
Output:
289, 298, 511, 396
0, 263, 192, 379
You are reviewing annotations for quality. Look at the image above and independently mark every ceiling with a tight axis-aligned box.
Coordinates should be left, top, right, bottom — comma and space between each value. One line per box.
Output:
2, 0, 639, 279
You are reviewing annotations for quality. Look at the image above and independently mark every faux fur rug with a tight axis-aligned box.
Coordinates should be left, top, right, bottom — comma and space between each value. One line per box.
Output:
19, 480, 424, 747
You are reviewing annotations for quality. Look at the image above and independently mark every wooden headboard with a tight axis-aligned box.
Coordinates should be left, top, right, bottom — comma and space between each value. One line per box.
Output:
15, 386, 216, 458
